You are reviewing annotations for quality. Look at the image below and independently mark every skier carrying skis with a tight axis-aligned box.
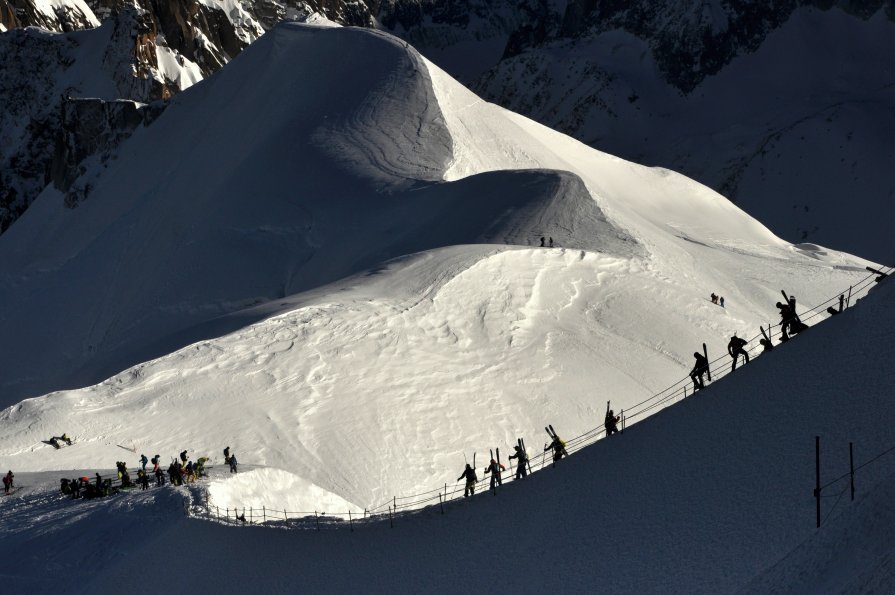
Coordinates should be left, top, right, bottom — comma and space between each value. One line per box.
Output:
457, 463, 477, 497
544, 434, 568, 466
727, 334, 750, 371
605, 404, 620, 436
140, 454, 148, 471
484, 458, 506, 493
509, 445, 528, 479
690, 351, 709, 390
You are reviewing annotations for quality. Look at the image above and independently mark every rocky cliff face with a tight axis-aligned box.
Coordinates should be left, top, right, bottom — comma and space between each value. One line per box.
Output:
0, 0, 99, 32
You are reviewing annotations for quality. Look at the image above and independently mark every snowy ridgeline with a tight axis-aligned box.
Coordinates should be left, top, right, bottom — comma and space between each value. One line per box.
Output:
0, 23, 877, 519
1, 269, 893, 592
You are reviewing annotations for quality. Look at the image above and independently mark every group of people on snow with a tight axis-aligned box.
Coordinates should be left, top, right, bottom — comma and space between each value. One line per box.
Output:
50, 447, 228, 503
710, 293, 725, 308
690, 291, 812, 392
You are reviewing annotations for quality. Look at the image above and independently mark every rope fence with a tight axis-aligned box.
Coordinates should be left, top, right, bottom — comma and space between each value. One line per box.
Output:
194, 265, 892, 529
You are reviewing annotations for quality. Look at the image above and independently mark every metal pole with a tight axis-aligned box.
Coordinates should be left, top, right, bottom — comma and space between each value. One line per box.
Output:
389, 506, 393, 528
439, 493, 444, 515
263, 506, 266, 523
815, 436, 821, 528
846, 285, 853, 308
250, 507, 253, 524
850, 442, 855, 501
315, 511, 320, 531
349, 510, 353, 532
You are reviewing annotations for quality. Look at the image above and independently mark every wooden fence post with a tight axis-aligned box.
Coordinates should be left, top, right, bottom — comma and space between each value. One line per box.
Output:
349, 509, 353, 532
315, 510, 320, 532
389, 506, 393, 529
263, 506, 266, 523
439, 493, 444, 515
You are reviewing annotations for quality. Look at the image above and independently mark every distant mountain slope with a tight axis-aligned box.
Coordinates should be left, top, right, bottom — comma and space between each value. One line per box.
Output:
3, 2, 892, 262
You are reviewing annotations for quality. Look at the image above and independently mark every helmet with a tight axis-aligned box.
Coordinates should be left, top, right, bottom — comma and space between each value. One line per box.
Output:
694, 352, 700, 358
490, 459, 496, 464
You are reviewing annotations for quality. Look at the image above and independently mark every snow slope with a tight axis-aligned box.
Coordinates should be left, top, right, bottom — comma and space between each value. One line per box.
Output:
0, 23, 875, 515
1, 275, 892, 593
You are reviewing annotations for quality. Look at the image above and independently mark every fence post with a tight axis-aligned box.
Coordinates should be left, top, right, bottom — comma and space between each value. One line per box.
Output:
849, 442, 855, 501
846, 285, 853, 308
315, 510, 320, 532
349, 509, 353, 532
284, 509, 287, 522
250, 507, 253, 524
815, 436, 821, 528
439, 493, 444, 515
263, 506, 266, 523
684, 386, 687, 398
389, 506, 394, 529
621, 410, 625, 434
226, 507, 229, 523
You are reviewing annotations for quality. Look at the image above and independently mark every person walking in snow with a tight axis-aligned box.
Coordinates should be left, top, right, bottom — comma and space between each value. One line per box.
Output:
605, 403, 620, 436
484, 458, 506, 494
223, 446, 231, 464
544, 434, 568, 467
710, 293, 718, 304
137, 469, 149, 490
548, 237, 554, 248
179, 450, 188, 464
457, 463, 477, 497
155, 465, 165, 486
229, 454, 238, 474
151, 455, 160, 473
690, 351, 709, 390
3, 470, 13, 494
719, 296, 725, 308
727, 334, 750, 371
540, 236, 546, 247
509, 445, 528, 480
140, 454, 148, 471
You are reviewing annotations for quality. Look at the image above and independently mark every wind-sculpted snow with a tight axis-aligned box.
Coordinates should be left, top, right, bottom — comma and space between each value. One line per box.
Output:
0, 22, 876, 518
1, 276, 893, 592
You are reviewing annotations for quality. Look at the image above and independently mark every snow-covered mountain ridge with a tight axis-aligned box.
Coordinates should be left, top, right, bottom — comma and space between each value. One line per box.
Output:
0, 23, 874, 517
1, 253, 892, 593
3, 1, 893, 261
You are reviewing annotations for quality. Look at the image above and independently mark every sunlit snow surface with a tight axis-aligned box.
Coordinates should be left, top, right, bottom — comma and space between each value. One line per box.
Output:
0, 22, 885, 590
